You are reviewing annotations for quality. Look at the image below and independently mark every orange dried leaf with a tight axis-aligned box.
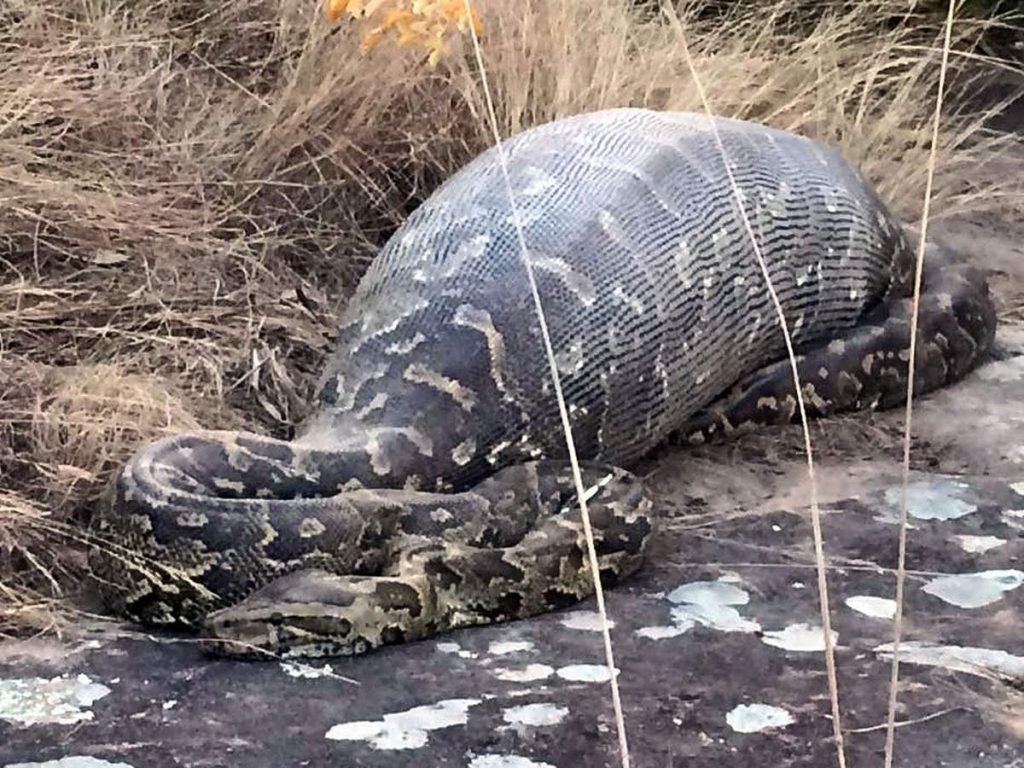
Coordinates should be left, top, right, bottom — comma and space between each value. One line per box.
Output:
361, 28, 386, 49
324, 0, 351, 23
325, 0, 484, 64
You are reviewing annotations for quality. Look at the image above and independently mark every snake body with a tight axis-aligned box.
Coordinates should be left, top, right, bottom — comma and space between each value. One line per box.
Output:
89, 109, 997, 659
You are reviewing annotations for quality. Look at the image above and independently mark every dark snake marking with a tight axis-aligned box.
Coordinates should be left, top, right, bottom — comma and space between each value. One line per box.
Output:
88, 109, 996, 659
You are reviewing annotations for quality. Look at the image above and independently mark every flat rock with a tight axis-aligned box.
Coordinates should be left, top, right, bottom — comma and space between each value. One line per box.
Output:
2, 333, 1022, 768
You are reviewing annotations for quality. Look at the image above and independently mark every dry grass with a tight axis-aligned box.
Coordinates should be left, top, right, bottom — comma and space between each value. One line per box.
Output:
1, 0, 1022, 633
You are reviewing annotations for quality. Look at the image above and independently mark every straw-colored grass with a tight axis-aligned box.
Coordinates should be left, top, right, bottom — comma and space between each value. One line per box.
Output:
1, 0, 1022, 634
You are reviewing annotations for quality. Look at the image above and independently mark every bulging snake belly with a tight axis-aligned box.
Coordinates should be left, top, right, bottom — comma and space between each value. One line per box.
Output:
88, 109, 997, 659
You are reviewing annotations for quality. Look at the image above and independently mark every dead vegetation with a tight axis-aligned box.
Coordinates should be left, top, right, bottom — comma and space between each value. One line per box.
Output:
1, 0, 1022, 634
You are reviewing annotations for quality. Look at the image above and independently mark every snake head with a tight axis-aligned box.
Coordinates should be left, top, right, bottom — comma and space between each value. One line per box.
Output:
199, 568, 439, 660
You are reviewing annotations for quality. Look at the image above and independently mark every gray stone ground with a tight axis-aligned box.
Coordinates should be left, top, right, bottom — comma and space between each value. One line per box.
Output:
1, 322, 1022, 767
1, 218, 1022, 767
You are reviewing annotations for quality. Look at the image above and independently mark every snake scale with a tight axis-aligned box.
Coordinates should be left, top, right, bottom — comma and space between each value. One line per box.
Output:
89, 109, 997, 660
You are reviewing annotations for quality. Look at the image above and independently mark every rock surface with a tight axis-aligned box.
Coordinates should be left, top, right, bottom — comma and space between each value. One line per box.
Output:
2, 322, 1023, 768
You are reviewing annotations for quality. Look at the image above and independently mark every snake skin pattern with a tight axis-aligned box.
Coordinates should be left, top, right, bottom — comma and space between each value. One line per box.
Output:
89, 109, 997, 659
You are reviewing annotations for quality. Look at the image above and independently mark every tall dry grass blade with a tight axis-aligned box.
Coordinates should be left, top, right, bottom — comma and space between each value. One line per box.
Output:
663, 8, 847, 766
884, 1, 961, 765
459, 2, 632, 765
